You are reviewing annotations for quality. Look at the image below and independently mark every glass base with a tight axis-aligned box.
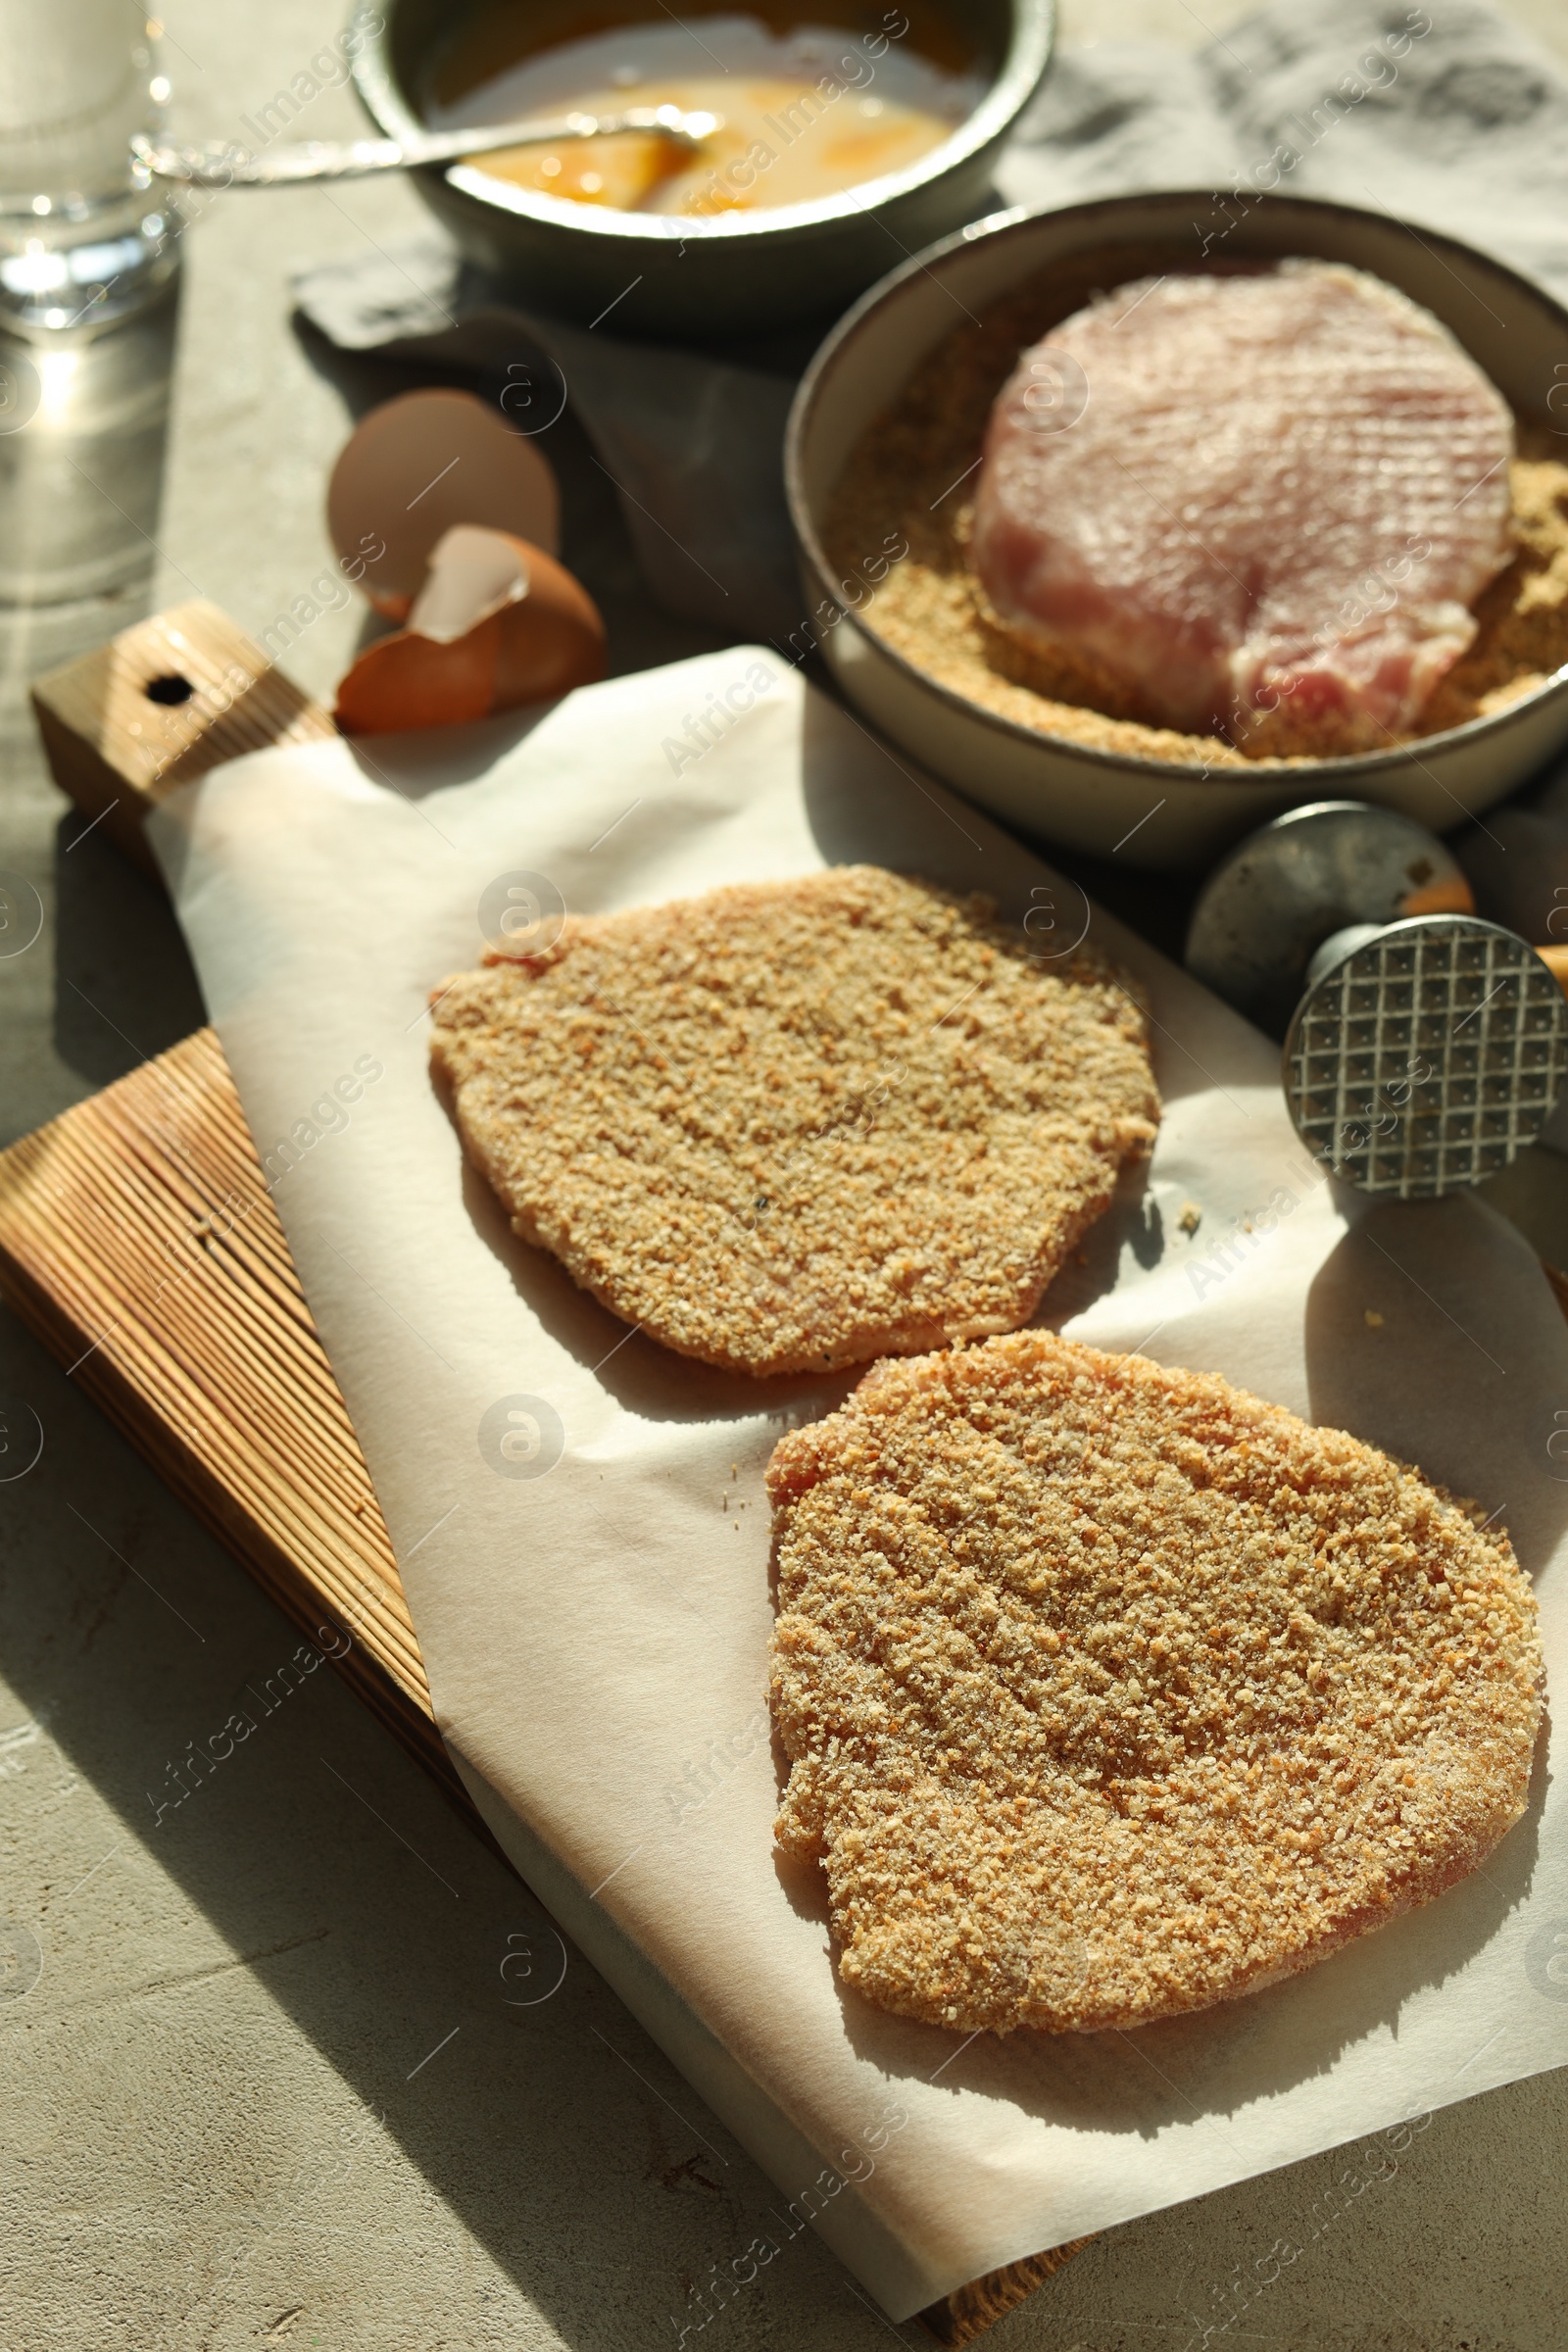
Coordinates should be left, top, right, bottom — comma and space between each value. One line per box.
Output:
0, 275, 178, 604
0, 189, 178, 338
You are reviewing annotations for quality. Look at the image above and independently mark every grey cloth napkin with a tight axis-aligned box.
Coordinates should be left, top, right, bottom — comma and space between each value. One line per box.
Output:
292, 0, 1568, 639
998, 0, 1568, 295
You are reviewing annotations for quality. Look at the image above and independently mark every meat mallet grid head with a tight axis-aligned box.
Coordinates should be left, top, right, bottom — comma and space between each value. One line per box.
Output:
1283, 916, 1568, 1199
1186, 802, 1568, 1199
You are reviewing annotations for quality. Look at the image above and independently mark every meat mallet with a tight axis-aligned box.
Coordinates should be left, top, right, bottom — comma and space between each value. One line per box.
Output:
1185, 801, 1568, 1200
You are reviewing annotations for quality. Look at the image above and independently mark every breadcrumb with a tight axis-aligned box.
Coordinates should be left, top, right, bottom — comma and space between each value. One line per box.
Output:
766, 1331, 1544, 2033
429, 868, 1158, 1377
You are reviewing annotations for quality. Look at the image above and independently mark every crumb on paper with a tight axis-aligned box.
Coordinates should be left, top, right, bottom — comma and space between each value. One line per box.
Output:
1178, 1201, 1202, 1235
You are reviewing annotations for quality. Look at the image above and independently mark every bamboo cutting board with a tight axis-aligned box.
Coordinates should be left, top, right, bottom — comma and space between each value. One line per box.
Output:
5, 600, 1092, 2346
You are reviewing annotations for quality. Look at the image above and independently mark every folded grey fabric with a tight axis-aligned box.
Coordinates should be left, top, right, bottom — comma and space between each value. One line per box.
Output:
999, 0, 1568, 299
292, 0, 1568, 634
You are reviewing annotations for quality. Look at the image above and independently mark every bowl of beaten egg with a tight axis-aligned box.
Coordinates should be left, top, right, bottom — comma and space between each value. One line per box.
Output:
348, 0, 1054, 338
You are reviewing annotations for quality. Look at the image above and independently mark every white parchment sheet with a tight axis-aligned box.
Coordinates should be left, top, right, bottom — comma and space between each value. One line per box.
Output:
150, 653, 1568, 2320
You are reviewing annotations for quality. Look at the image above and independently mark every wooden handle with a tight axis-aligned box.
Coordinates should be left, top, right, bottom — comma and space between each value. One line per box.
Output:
0, 1026, 455, 1788
29, 598, 336, 882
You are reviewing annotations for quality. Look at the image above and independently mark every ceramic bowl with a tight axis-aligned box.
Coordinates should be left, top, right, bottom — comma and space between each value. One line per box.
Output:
347, 0, 1054, 340
785, 190, 1568, 868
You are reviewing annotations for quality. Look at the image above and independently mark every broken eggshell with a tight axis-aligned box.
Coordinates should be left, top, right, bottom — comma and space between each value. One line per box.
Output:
327, 388, 562, 620
333, 524, 606, 736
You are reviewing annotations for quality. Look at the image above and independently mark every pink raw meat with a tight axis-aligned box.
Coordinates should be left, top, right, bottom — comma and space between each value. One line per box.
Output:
971, 261, 1515, 752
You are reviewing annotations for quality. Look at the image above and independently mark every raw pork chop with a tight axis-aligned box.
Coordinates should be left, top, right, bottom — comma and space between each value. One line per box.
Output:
971, 261, 1515, 754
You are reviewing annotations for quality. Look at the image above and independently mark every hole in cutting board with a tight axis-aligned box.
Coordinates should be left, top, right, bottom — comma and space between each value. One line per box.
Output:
143, 671, 194, 706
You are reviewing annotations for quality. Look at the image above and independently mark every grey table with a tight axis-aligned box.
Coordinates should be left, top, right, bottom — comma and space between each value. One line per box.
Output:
2, 5, 1567, 2346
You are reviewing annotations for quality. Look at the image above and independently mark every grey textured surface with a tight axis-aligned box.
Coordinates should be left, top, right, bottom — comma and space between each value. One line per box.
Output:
3, 4, 1568, 2346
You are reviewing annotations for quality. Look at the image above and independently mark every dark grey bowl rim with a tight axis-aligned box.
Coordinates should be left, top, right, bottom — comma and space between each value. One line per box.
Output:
346, 0, 1055, 246
785, 188, 1568, 791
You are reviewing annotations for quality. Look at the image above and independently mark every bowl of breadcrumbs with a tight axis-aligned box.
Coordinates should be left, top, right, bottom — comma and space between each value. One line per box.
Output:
787, 189, 1568, 869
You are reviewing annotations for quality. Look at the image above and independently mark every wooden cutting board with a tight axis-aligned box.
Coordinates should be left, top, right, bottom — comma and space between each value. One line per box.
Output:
4, 600, 1092, 2346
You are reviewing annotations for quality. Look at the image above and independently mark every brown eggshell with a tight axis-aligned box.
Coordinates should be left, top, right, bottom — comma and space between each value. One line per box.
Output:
327, 388, 561, 618
334, 614, 500, 736
332, 527, 606, 735
489, 533, 608, 709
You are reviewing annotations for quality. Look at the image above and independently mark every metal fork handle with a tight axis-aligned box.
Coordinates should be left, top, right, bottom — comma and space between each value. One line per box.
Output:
133, 106, 712, 189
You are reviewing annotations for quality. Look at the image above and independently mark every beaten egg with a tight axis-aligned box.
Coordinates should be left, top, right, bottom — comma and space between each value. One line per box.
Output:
423, 3, 984, 217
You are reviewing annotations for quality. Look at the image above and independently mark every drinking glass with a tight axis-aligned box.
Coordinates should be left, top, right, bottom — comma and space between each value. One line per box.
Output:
0, 0, 176, 334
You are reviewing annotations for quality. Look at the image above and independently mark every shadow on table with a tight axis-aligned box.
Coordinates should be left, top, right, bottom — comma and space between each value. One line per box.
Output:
0, 1311, 881, 2351
51, 813, 205, 1089
1, 283, 206, 1117
292, 316, 732, 688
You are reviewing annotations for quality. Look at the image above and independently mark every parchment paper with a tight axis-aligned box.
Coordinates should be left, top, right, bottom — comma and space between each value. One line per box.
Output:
149, 653, 1568, 2320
